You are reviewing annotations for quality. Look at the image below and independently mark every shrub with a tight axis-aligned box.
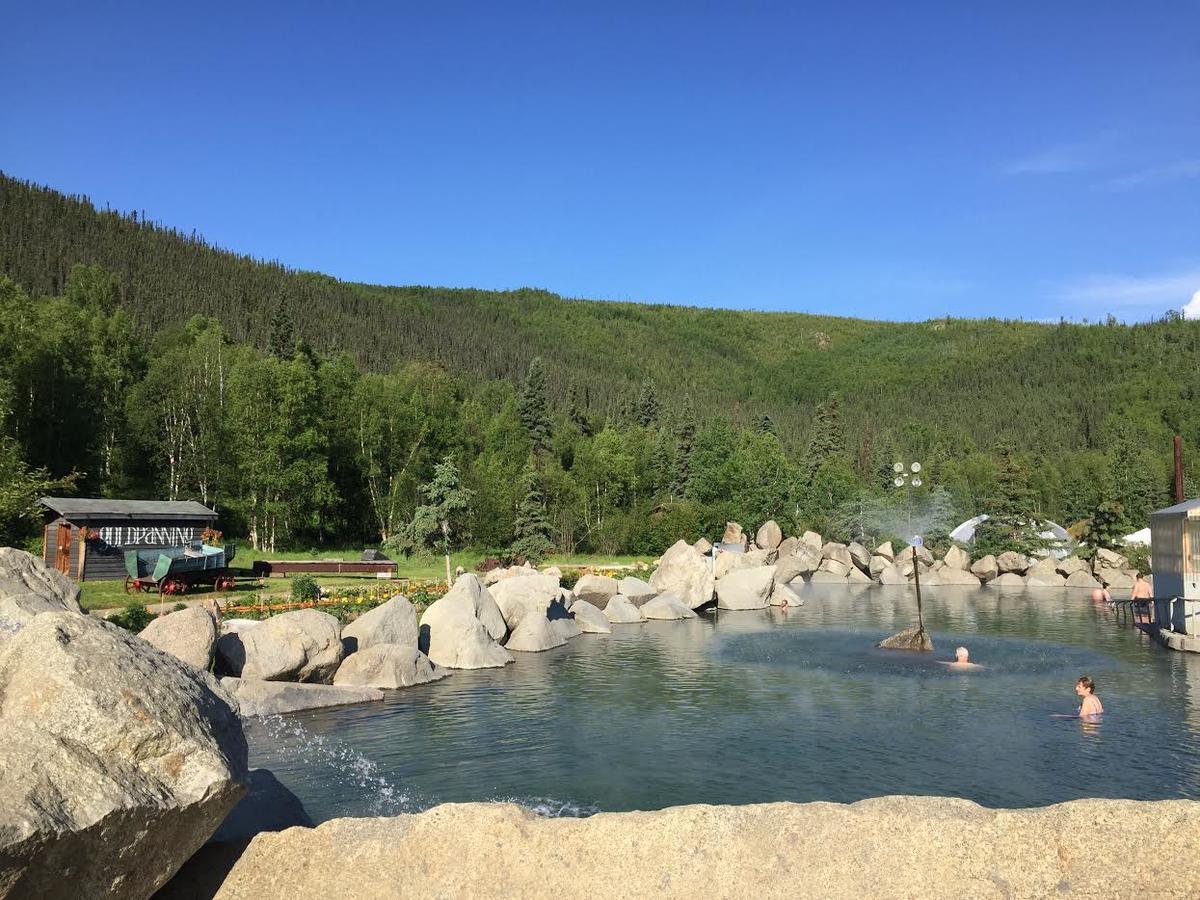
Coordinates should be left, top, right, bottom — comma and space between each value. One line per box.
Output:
110, 602, 152, 632
290, 574, 320, 602
172, 602, 187, 612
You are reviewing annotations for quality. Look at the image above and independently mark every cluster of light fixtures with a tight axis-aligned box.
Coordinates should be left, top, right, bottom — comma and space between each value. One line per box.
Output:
893, 461, 922, 487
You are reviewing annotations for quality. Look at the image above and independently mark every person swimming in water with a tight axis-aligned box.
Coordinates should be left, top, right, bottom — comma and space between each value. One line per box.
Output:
938, 646, 982, 670
1075, 675, 1103, 718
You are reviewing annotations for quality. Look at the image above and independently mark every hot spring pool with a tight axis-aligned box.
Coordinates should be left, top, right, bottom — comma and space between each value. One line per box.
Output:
245, 584, 1200, 821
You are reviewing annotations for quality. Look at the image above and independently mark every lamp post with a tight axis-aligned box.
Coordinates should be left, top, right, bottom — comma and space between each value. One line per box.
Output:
893, 462, 925, 634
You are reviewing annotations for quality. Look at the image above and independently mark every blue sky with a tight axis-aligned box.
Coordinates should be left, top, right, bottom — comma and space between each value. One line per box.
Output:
3, 1, 1199, 321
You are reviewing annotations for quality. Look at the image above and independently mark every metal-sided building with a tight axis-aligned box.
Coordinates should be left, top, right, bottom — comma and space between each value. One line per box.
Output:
1150, 499, 1200, 637
39, 497, 220, 581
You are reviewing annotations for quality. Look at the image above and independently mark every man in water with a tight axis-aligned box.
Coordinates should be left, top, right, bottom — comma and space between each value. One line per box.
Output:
938, 646, 981, 670
1075, 675, 1104, 718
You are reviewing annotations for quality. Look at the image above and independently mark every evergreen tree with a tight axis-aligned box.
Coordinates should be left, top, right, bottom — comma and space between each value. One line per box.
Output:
567, 382, 593, 436
973, 446, 1043, 555
671, 397, 697, 499
510, 461, 554, 563
1079, 497, 1126, 553
636, 378, 660, 427
268, 303, 294, 359
518, 357, 552, 454
805, 398, 846, 468
402, 454, 474, 583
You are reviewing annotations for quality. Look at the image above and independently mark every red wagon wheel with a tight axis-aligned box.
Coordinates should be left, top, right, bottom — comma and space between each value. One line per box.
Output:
124, 576, 136, 594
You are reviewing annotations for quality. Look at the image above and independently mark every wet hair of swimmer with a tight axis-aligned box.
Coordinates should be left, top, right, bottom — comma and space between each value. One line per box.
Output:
1077, 675, 1095, 693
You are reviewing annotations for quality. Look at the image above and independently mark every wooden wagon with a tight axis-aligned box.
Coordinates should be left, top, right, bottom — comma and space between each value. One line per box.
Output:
124, 542, 237, 595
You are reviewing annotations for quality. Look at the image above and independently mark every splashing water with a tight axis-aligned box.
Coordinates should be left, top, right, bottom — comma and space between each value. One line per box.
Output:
252, 714, 419, 817
249, 714, 598, 821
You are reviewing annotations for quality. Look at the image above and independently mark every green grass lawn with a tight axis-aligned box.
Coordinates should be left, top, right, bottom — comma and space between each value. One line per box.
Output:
79, 548, 655, 611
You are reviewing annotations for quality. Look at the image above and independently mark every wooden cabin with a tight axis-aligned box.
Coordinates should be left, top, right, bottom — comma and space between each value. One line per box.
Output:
39, 497, 219, 581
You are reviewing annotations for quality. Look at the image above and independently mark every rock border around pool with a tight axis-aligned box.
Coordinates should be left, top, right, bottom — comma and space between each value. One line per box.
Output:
208, 796, 1200, 899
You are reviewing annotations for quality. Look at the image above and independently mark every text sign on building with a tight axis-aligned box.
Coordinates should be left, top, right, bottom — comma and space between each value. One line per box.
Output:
98, 526, 200, 548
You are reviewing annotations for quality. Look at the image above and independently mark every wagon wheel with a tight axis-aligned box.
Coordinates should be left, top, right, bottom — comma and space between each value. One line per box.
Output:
124, 576, 136, 595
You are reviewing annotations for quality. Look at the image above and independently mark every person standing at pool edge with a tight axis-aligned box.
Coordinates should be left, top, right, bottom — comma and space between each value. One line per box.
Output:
1076, 676, 1103, 717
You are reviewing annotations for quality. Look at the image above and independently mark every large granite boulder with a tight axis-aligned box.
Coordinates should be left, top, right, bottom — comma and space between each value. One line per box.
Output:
1026, 572, 1067, 589
1025, 556, 1059, 579
1095, 547, 1129, 570
566, 596, 612, 634
649, 540, 715, 609
873, 541, 895, 561
341, 595, 418, 654
775, 536, 800, 560
991, 573, 1026, 588
209, 796, 1200, 899
217, 609, 343, 683
1065, 570, 1103, 590
641, 593, 699, 620
573, 574, 619, 609
219, 677, 384, 716
716, 566, 774, 609
810, 571, 849, 584
970, 554, 999, 582
772, 549, 820, 585
754, 520, 783, 551
847, 567, 873, 585
333, 643, 448, 689
1101, 569, 1136, 590
821, 542, 853, 567
505, 610, 569, 652
879, 566, 909, 585
722, 522, 747, 547
1056, 556, 1090, 578
0, 547, 83, 641
775, 547, 821, 584
878, 626, 934, 652
895, 544, 935, 567
139, 606, 219, 670
604, 595, 646, 624
714, 549, 750, 580
996, 551, 1028, 575
489, 574, 560, 628
769, 583, 804, 607
693, 537, 713, 555
943, 546, 971, 571
936, 567, 982, 587
869, 556, 891, 578
801, 530, 823, 551
616, 576, 656, 606
418, 575, 512, 669
818, 558, 851, 577
0, 612, 247, 898
847, 542, 872, 571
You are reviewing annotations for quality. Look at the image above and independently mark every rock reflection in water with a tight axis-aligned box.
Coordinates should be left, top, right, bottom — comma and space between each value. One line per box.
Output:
247, 584, 1200, 823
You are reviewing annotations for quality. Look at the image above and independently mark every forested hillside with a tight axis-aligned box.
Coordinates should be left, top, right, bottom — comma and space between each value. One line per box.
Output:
1, 171, 1197, 559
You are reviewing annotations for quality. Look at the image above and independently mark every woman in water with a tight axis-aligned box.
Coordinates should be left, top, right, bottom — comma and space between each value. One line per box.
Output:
1075, 675, 1103, 718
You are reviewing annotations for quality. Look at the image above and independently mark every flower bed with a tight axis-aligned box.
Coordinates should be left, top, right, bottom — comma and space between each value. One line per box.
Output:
222, 579, 449, 622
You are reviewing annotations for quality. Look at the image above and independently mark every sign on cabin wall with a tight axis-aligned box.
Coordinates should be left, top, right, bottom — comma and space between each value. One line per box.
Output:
97, 526, 204, 547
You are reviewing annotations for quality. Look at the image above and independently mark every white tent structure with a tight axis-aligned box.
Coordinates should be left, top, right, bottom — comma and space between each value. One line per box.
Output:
1122, 527, 1151, 546
948, 514, 1071, 545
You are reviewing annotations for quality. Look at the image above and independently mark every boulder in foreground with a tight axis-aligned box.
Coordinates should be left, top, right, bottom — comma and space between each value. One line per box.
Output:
341, 595, 419, 654
0, 612, 247, 899
208, 796, 1200, 900
0, 547, 82, 642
